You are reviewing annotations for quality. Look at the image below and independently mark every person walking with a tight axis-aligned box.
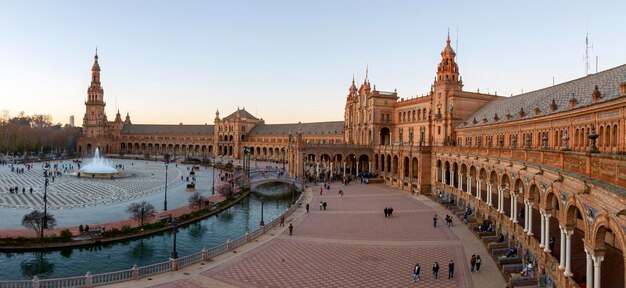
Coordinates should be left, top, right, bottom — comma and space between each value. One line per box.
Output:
470, 255, 476, 272
475, 255, 482, 272
322, 201, 327, 210
319, 201, 323, 211
412, 263, 421, 283
280, 215, 285, 227
448, 260, 455, 279
288, 223, 293, 236
433, 214, 438, 227
432, 261, 440, 279
384, 207, 388, 218
389, 207, 394, 217
305, 203, 310, 213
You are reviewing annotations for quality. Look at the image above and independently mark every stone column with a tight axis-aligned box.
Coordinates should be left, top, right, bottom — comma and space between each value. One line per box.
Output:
585, 248, 593, 288
486, 183, 492, 206
559, 226, 566, 270
539, 210, 545, 248
544, 213, 552, 252
511, 195, 517, 222
523, 200, 529, 231
565, 229, 574, 276
458, 173, 463, 190
496, 187, 502, 211
467, 176, 472, 196
527, 202, 533, 235
316, 162, 319, 177
593, 255, 604, 288
368, 161, 372, 174
343, 162, 346, 178
356, 161, 359, 176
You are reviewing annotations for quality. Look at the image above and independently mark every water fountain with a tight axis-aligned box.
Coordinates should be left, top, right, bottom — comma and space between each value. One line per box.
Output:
78, 148, 121, 178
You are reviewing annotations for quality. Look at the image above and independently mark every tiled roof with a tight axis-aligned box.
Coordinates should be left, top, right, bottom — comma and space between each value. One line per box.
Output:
223, 108, 258, 120
460, 64, 626, 128
248, 121, 344, 136
122, 124, 214, 135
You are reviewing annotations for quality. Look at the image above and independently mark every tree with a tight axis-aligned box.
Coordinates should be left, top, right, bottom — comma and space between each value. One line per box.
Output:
217, 183, 233, 198
126, 201, 156, 228
188, 192, 205, 211
22, 210, 56, 238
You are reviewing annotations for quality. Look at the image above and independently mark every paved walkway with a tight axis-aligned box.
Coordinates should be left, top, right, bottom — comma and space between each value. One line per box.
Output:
105, 183, 506, 288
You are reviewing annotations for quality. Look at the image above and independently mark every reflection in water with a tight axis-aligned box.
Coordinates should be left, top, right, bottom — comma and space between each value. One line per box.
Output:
59, 248, 73, 259
187, 222, 208, 239
0, 183, 300, 280
130, 239, 154, 260
20, 252, 55, 278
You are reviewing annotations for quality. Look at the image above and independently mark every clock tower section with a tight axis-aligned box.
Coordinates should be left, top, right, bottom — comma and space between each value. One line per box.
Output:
81, 51, 109, 153
431, 33, 463, 146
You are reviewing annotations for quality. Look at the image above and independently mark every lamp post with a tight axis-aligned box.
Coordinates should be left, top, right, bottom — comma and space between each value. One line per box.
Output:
41, 164, 50, 240
164, 154, 170, 211
259, 196, 265, 226
171, 218, 178, 259
211, 156, 216, 195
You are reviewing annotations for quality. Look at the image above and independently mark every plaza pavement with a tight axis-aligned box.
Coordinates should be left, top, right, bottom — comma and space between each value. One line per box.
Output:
104, 183, 506, 288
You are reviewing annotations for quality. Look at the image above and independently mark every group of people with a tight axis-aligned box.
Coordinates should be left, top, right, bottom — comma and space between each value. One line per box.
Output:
78, 224, 104, 233
383, 207, 394, 218
479, 219, 494, 232
7, 186, 33, 194
470, 254, 482, 272
411, 260, 456, 283
319, 201, 328, 210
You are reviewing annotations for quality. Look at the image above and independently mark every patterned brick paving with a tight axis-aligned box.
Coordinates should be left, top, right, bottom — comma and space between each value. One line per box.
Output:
149, 280, 203, 288
293, 210, 458, 241
112, 182, 506, 288
204, 239, 472, 288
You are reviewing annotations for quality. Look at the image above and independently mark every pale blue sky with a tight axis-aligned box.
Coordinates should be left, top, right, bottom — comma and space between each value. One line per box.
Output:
1, 1, 624, 125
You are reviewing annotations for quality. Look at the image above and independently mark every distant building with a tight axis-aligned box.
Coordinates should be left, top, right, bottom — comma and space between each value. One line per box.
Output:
69, 115, 74, 127
77, 37, 626, 288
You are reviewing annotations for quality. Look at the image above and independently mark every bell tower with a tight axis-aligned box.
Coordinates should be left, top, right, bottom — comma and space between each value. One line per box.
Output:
431, 32, 463, 146
83, 50, 107, 140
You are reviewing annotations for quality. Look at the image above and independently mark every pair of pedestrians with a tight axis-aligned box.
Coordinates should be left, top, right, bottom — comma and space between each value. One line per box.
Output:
470, 254, 482, 272
384, 207, 394, 218
412, 260, 454, 282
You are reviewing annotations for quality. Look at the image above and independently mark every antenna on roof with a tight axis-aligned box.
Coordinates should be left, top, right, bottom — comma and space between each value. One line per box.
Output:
584, 29, 593, 76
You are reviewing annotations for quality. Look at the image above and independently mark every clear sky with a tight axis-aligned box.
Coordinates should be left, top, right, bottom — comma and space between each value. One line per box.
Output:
1, 1, 624, 126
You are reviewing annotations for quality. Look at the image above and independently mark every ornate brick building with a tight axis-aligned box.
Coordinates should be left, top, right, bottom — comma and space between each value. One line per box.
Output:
78, 35, 625, 287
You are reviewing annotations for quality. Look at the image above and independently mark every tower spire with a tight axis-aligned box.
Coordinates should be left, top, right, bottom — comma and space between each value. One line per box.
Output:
365, 64, 369, 81
447, 28, 450, 45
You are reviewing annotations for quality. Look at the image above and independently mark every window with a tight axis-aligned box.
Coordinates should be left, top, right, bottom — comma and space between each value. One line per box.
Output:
438, 126, 441, 135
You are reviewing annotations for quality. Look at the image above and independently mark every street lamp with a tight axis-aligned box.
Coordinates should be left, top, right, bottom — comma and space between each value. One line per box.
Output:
259, 196, 265, 226
41, 164, 50, 240
211, 156, 216, 195
164, 154, 170, 211
171, 218, 179, 259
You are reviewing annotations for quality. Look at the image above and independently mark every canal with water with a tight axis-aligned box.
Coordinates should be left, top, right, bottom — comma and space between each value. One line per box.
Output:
0, 183, 298, 280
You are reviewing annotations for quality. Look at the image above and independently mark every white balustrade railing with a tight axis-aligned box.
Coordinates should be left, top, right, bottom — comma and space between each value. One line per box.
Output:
178, 251, 203, 269
0, 281, 32, 288
0, 191, 305, 288
138, 261, 172, 278
92, 270, 133, 286
40, 276, 86, 288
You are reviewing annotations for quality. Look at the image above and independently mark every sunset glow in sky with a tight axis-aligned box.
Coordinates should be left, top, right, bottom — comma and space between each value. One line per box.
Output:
1, 1, 624, 126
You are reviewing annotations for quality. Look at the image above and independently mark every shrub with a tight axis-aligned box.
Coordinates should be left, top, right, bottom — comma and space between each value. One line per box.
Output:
121, 225, 132, 233
59, 229, 73, 241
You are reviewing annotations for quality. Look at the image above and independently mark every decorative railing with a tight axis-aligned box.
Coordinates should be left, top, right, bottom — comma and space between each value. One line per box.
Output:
0, 192, 305, 288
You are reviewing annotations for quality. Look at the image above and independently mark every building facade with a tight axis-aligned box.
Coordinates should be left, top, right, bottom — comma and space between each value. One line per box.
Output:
78, 36, 626, 287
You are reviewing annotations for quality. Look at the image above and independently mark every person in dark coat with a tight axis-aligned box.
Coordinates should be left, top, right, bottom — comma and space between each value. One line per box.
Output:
412, 263, 421, 282
448, 260, 455, 279
432, 261, 440, 279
